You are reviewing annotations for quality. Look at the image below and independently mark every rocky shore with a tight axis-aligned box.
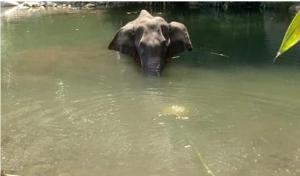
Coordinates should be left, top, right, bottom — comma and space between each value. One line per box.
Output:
2, 1, 300, 12
1, 1, 299, 19
1, 1, 114, 9
1, 1, 123, 19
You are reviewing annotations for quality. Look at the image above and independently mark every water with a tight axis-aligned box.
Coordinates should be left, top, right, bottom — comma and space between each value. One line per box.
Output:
1, 7, 300, 176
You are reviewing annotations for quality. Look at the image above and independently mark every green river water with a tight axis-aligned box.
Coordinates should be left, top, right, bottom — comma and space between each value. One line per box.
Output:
1, 6, 300, 176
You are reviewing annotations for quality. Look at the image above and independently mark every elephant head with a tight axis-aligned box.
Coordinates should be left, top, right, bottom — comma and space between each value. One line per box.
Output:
108, 9, 192, 76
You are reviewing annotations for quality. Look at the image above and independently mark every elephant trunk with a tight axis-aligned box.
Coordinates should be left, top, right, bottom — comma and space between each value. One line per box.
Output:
141, 57, 163, 76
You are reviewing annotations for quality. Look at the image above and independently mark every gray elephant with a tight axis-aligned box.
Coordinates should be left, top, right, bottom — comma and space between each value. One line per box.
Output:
108, 9, 192, 76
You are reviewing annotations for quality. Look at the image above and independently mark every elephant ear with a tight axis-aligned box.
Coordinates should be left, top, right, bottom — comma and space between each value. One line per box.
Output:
167, 21, 193, 57
108, 22, 137, 57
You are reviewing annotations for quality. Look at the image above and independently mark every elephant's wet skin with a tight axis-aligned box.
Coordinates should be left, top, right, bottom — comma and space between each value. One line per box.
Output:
108, 9, 192, 76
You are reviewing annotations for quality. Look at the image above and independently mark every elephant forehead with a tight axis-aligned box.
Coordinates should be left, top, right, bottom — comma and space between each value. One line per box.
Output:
141, 33, 165, 43
154, 16, 167, 24
137, 15, 166, 25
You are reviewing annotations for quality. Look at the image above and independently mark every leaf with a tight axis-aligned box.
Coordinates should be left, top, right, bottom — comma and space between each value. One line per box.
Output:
274, 10, 300, 62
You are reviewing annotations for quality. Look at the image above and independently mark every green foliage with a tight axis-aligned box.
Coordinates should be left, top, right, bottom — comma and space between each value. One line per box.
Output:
274, 10, 300, 62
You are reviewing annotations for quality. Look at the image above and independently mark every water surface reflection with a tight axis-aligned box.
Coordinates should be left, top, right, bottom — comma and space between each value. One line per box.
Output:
1, 7, 300, 176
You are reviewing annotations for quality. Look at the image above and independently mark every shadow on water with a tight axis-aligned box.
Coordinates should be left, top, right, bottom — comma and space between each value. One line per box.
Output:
102, 4, 300, 69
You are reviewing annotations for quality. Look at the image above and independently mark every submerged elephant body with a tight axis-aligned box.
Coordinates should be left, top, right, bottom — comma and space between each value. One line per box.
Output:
108, 9, 192, 76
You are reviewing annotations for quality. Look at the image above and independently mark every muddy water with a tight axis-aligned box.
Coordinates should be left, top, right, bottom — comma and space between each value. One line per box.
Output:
1, 7, 300, 176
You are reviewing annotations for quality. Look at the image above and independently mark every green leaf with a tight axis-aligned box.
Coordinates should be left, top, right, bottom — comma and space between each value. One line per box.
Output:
274, 10, 300, 62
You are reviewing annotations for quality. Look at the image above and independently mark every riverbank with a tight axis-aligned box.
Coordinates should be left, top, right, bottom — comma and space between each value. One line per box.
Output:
1, 1, 300, 13
1, 1, 111, 9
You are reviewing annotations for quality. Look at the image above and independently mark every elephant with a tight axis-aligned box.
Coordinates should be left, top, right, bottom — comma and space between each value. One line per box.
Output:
108, 9, 192, 76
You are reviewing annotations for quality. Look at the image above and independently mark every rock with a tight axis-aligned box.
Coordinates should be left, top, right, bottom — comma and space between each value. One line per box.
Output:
19, 5, 30, 9
39, 1, 46, 7
289, 4, 300, 14
1, 1, 19, 7
22, 1, 41, 8
46, 1, 57, 7
85, 3, 96, 8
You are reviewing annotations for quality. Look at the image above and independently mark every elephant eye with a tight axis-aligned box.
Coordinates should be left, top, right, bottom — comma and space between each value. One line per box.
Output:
136, 26, 144, 34
161, 25, 169, 37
